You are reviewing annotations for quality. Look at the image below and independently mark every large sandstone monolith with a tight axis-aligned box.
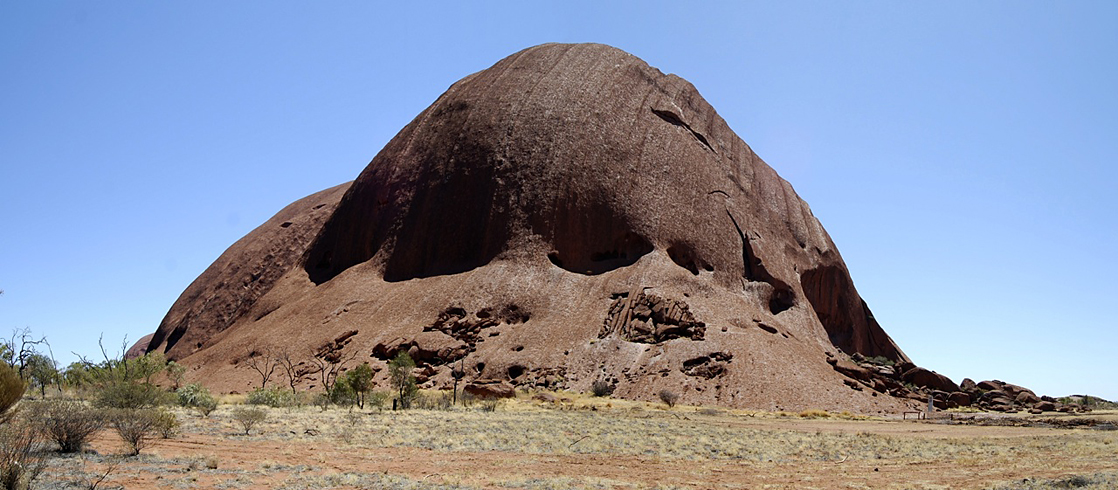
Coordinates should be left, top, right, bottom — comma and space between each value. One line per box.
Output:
144, 43, 917, 412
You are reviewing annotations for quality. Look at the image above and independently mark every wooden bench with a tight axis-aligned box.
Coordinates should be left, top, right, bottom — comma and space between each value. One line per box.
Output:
902, 410, 926, 420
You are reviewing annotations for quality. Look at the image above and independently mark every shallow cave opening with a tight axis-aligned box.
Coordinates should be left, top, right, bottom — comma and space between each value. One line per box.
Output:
768, 286, 796, 315
667, 244, 700, 275
547, 232, 653, 275
541, 198, 653, 276
507, 365, 526, 380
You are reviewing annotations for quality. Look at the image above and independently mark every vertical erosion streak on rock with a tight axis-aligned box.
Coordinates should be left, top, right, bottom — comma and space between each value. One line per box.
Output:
726, 210, 796, 315
381, 149, 510, 282
799, 264, 909, 362
800, 265, 853, 350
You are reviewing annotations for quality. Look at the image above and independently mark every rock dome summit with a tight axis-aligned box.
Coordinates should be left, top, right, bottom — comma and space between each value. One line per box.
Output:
144, 43, 956, 412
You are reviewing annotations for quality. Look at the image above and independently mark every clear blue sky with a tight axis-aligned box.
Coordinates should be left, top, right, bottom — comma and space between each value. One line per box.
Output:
2, 2, 1115, 400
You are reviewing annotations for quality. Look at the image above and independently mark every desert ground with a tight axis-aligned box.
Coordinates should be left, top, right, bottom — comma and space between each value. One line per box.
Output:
33, 393, 1118, 490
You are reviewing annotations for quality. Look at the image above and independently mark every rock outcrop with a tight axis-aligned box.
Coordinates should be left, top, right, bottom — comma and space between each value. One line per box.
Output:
142, 43, 922, 412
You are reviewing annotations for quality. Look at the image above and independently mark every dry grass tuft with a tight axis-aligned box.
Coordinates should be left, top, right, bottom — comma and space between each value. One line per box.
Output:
798, 409, 831, 419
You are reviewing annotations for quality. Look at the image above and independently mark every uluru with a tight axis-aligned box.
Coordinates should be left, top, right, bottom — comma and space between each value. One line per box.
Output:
143, 42, 945, 413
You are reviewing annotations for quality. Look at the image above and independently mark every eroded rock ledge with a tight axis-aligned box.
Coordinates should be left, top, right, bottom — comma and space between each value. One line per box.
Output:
600, 288, 705, 343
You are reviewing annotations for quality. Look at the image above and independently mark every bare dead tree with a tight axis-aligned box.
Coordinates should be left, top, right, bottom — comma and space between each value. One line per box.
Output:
277, 347, 305, 394
309, 347, 358, 396
6, 327, 48, 378
242, 344, 278, 390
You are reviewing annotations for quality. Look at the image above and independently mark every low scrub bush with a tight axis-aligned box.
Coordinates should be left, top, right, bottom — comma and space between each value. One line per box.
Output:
478, 399, 501, 412
414, 391, 453, 411
865, 356, 895, 367
176, 383, 217, 416
658, 389, 679, 408
175, 383, 210, 407
31, 400, 105, 453
107, 408, 158, 455
231, 406, 266, 435
95, 381, 166, 409
153, 408, 178, 438
246, 387, 298, 408
365, 390, 390, 410
0, 363, 26, 424
0, 419, 46, 490
591, 380, 614, 397
194, 397, 218, 417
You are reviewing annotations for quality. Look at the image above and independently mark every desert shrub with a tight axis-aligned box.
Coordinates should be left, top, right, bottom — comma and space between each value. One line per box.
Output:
153, 408, 178, 438
231, 406, 266, 435
176, 383, 217, 416
194, 396, 218, 417
31, 400, 106, 453
0, 420, 46, 490
176, 383, 208, 407
107, 408, 158, 455
365, 390, 390, 410
459, 390, 477, 408
414, 391, 452, 411
590, 380, 614, 397
0, 364, 26, 424
312, 392, 331, 411
246, 387, 297, 408
658, 389, 679, 408
94, 380, 166, 409
864, 355, 895, 367
477, 398, 501, 412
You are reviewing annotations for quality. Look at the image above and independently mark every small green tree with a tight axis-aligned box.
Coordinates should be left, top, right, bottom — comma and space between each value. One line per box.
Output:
128, 352, 167, 385
329, 380, 357, 408
62, 362, 94, 397
388, 352, 417, 409
343, 363, 374, 409
23, 354, 57, 398
164, 361, 186, 391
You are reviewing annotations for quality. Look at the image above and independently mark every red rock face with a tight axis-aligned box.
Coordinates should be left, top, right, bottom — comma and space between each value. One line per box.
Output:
147, 183, 350, 360
146, 43, 918, 412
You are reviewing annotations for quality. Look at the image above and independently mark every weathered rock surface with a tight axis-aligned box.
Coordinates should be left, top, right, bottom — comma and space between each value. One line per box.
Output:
955, 379, 1076, 413
146, 183, 350, 359
124, 333, 154, 360
464, 379, 516, 399
142, 43, 931, 412
901, 367, 960, 394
